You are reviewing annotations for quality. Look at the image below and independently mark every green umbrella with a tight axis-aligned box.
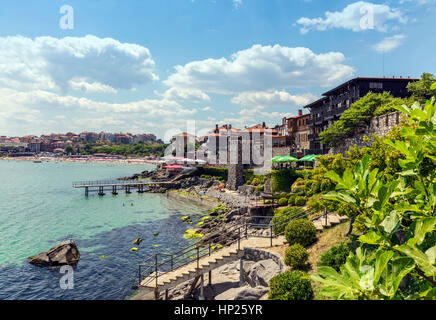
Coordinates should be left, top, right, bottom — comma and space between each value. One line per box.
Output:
299, 154, 318, 162
272, 156, 287, 163
282, 155, 299, 162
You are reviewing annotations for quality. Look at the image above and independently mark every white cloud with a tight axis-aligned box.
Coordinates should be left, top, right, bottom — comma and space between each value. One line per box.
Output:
68, 78, 118, 94
233, 0, 243, 8
231, 90, 317, 108
373, 34, 406, 53
0, 35, 158, 92
0, 88, 197, 116
164, 44, 355, 94
297, 1, 407, 34
162, 87, 211, 103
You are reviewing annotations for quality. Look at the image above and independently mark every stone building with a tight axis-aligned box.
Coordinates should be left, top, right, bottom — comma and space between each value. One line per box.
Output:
329, 111, 404, 155
304, 76, 418, 155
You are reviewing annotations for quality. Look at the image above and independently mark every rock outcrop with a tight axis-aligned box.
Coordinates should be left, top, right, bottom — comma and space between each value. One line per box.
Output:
29, 240, 80, 267
215, 286, 269, 300
244, 260, 281, 288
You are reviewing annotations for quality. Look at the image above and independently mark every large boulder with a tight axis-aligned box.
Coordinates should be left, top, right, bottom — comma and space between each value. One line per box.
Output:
29, 240, 80, 267
215, 286, 269, 300
246, 259, 281, 288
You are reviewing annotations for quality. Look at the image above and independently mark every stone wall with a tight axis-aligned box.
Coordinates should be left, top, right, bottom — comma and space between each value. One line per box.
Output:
272, 146, 291, 157
242, 247, 284, 271
329, 111, 403, 155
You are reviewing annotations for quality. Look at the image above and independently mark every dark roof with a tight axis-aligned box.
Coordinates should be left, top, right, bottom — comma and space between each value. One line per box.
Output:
303, 97, 328, 109
322, 76, 419, 96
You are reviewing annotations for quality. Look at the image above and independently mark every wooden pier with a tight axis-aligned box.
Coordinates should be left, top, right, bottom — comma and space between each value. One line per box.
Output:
72, 180, 172, 197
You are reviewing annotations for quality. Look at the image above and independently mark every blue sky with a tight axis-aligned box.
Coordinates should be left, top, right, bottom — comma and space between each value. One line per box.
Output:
0, 0, 434, 141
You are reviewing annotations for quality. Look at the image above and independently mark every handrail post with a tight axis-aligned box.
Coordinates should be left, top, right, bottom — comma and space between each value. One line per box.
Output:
270, 224, 273, 247
245, 222, 248, 239
171, 255, 174, 271
238, 227, 241, 251
138, 264, 141, 287
196, 246, 200, 270
209, 243, 211, 256
155, 254, 158, 288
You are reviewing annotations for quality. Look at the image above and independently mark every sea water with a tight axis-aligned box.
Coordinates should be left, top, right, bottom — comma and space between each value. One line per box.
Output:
0, 160, 209, 300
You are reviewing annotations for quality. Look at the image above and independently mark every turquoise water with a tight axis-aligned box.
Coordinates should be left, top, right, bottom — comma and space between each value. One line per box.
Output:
0, 160, 210, 300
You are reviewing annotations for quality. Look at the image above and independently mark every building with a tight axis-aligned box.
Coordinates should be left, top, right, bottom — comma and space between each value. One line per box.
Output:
79, 131, 99, 143
304, 76, 419, 154
287, 110, 311, 154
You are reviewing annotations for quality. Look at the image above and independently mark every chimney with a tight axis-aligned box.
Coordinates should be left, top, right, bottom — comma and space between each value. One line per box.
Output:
215, 124, 219, 132
298, 109, 303, 116
262, 122, 266, 128
229, 124, 232, 130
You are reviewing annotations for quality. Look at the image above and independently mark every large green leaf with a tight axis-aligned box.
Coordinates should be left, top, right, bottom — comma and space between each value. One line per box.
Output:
374, 250, 394, 285
395, 244, 436, 276
323, 191, 358, 206
380, 210, 400, 234
426, 245, 436, 264
408, 217, 436, 246
359, 230, 383, 245
379, 257, 415, 298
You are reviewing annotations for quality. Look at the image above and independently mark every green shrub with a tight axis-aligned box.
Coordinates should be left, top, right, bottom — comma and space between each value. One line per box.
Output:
244, 170, 268, 186
310, 180, 321, 195
285, 244, 309, 269
271, 169, 297, 192
198, 167, 228, 181
307, 194, 323, 212
272, 207, 304, 234
268, 270, 313, 300
255, 185, 264, 192
318, 242, 351, 272
295, 196, 307, 206
288, 194, 297, 206
285, 219, 317, 247
277, 198, 288, 206
251, 178, 260, 186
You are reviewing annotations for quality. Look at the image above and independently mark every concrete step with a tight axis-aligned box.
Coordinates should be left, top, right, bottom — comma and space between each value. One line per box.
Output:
327, 214, 340, 225
313, 220, 324, 231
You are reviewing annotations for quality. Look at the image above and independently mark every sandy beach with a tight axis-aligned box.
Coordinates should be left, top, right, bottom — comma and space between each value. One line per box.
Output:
0, 156, 160, 165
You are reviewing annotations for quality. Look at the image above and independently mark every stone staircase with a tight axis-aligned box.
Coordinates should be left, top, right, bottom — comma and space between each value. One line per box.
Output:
312, 213, 348, 231
139, 236, 287, 295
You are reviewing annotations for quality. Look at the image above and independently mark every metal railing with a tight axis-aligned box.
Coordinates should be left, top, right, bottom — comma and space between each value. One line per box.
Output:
72, 179, 153, 188
138, 206, 320, 289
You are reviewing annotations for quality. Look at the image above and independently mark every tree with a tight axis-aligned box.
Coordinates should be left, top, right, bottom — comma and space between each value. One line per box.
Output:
407, 73, 436, 104
64, 145, 74, 154
311, 92, 436, 300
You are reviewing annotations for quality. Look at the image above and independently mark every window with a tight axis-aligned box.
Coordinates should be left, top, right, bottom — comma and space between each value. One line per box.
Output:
370, 82, 383, 89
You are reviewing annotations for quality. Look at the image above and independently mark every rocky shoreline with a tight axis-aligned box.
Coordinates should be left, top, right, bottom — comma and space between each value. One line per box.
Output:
121, 168, 273, 246
127, 167, 283, 300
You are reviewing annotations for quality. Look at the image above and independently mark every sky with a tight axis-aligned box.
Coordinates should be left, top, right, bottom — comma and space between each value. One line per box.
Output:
0, 0, 434, 141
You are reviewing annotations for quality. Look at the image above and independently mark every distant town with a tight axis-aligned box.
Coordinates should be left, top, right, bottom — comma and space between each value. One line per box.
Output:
0, 131, 164, 158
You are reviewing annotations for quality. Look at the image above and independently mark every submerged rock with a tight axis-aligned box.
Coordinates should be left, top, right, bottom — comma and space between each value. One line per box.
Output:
29, 240, 80, 267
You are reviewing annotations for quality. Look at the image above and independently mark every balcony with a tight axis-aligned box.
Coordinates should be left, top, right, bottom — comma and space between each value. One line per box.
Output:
308, 133, 320, 141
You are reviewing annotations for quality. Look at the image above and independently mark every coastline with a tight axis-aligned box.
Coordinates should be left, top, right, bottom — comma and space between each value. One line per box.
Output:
0, 156, 160, 165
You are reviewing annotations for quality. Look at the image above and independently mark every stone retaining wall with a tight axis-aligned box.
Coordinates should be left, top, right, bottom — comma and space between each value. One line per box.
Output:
329, 111, 403, 155
242, 247, 284, 272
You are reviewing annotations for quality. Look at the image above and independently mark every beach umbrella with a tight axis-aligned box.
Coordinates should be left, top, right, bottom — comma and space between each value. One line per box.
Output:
282, 155, 299, 162
298, 154, 318, 162
272, 156, 287, 163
